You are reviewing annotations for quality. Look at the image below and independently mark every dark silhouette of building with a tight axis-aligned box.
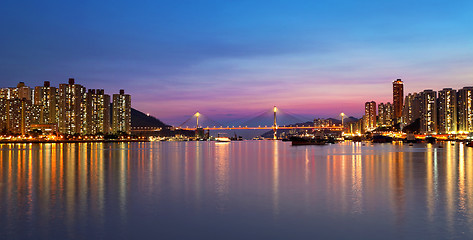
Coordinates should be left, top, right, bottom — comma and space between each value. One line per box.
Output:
393, 79, 404, 122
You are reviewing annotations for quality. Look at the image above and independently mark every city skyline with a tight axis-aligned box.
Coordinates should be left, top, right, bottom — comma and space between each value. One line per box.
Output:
2, 1, 473, 124
0, 79, 131, 136
2, 79, 473, 129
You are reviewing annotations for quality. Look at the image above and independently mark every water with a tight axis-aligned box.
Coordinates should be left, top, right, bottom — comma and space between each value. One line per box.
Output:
0, 141, 472, 239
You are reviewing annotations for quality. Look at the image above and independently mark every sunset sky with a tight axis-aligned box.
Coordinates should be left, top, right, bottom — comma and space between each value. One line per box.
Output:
1, 0, 473, 125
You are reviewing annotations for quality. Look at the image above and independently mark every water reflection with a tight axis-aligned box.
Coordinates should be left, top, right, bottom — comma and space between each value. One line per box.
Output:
351, 148, 363, 214
215, 142, 230, 211
1, 141, 473, 239
272, 141, 279, 216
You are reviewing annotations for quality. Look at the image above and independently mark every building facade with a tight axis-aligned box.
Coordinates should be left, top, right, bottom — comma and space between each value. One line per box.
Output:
33, 81, 57, 125
57, 78, 86, 135
85, 89, 111, 135
420, 90, 437, 134
364, 101, 377, 131
437, 88, 457, 134
378, 102, 393, 126
112, 89, 131, 134
393, 79, 404, 123
458, 87, 473, 133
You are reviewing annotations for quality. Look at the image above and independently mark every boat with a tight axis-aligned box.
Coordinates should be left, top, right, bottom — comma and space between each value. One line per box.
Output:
215, 137, 231, 142
406, 133, 418, 143
425, 136, 436, 144
215, 133, 231, 142
326, 137, 336, 144
372, 135, 393, 143
290, 136, 326, 146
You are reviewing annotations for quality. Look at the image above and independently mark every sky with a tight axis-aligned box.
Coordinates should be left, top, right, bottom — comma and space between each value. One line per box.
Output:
1, 0, 473, 125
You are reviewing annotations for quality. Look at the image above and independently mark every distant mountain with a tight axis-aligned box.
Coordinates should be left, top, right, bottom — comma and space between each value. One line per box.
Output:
108, 102, 169, 128
131, 108, 169, 128
327, 116, 359, 124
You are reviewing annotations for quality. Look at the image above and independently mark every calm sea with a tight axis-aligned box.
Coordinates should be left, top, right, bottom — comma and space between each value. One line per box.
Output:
0, 141, 472, 239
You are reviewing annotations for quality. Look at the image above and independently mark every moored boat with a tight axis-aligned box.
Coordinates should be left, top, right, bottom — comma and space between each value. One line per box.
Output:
215, 137, 231, 142
290, 136, 326, 146
425, 136, 436, 144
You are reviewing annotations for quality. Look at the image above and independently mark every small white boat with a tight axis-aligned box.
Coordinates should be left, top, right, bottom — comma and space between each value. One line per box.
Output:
215, 137, 231, 142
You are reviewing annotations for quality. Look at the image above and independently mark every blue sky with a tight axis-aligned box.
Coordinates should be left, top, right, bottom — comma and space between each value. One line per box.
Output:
1, 0, 472, 124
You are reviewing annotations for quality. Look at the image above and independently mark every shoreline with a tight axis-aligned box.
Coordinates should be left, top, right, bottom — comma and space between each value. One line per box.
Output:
0, 139, 150, 144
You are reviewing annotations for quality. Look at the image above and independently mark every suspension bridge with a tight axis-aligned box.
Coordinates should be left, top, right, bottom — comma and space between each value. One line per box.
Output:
134, 106, 343, 139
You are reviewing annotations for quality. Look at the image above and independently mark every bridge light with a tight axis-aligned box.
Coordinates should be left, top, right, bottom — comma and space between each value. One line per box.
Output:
273, 106, 277, 113
195, 112, 200, 117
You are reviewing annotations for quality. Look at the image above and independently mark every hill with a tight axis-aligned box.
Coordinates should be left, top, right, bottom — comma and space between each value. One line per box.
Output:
131, 108, 169, 128
326, 116, 359, 125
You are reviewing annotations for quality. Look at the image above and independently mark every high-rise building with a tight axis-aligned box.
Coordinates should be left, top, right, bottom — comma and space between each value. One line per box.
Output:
457, 87, 473, 133
85, 89, 111, 135
112, 89, 131, 134
33, 81, 57, 125
378, 102, 393, 126
393, 79, 404, 122
437, 88, 457, 134
0, 82, 34, 135
378, 103, 385, 126
0, 97, 7, 133
57, 78, 86, 135
7, 98, 33, 135
420, 90, 437, 134
1, 83, 33, 135
403, 93, 417, 125
17, 82, 32, 100
364, 101, 377, 131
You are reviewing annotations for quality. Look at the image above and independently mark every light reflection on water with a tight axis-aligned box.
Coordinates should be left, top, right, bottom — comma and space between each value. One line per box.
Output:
0, 141, 473, 239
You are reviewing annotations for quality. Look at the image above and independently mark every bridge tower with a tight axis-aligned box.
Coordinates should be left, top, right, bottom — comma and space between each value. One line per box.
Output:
273, 106, 278, 140
195, 112, 200, 128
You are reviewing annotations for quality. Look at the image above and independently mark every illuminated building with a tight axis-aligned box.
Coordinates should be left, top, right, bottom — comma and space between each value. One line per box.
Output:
364, 101, 376, 131
58, 78, 86, 135
0, 83, 34, 135
0, 98, 7, 133
0, 79, 130, 136
347, 118, 364, 134
33, 81, 58, 125
85, 89, 111, 135
8, 98, 33, 135
457, 86, 473, 133
437, 88, 457, 134
378, 102, 393, 126
112, 89, 131, 134
420, 90, 437, 134
402, 93, 422, 126
314, 118, 333, 127
17, 82, 32, 100
393, 79, 404, 122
